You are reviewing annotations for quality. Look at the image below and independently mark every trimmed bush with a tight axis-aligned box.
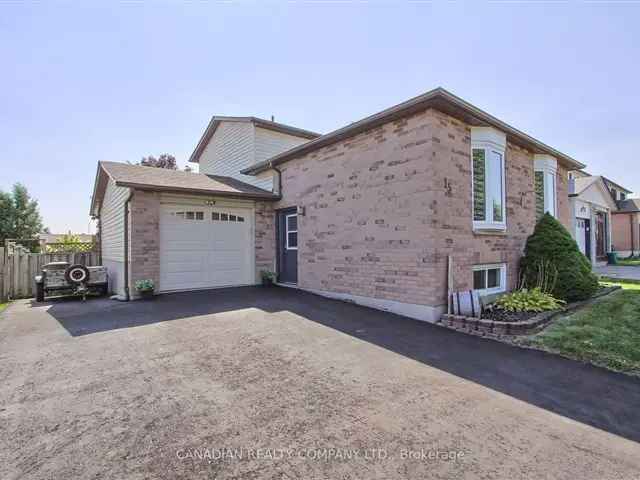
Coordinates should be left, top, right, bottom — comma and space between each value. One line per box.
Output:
494, 288, 565, 312
520, 213, 599, 302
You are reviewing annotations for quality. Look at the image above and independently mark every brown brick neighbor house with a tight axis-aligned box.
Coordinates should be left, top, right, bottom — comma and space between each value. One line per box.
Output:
90, 88, 584, 322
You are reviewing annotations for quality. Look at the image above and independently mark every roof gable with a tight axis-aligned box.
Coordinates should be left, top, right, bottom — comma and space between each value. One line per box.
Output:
189, 116, 320, 164
575, 176, 618, 210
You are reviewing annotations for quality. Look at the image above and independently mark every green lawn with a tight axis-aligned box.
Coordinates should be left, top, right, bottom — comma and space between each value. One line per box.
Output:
600, 279, 640, 290
0, 303, 8, 313
617, 258, 640, 267
526, 284, 640, 374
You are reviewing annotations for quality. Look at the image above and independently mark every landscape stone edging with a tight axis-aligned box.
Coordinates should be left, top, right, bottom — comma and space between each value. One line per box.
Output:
438, 286, 622, 337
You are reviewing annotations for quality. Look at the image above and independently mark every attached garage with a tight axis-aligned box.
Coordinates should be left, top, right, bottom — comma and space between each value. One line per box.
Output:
90, 162, 278, 299
159, 202, 255, 292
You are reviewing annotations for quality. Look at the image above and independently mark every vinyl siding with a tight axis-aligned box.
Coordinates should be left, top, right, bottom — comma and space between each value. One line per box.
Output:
254, 127, 310, 165
198, 121, 264, 188
198, 121, 311, 191
100, 179, 129, 295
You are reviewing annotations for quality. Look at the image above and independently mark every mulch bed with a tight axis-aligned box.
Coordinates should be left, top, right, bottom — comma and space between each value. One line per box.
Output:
439, 286, 622, 337
481, 308, 538, 323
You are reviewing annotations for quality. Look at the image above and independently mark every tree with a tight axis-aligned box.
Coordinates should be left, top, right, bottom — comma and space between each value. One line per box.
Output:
0, 184, 45, 246
139, 153, 177, 170
520, 213, 599, 302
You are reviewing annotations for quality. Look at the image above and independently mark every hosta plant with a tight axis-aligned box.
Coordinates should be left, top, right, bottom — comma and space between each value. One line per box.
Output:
135, 279, 155, 292
493, 288, 565, 313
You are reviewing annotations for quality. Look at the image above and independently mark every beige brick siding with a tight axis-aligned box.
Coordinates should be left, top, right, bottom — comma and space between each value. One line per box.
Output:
129, 190, 160, 297
270, 108, 572, 308
612, 212, 640, 253
255, 201, 276, 279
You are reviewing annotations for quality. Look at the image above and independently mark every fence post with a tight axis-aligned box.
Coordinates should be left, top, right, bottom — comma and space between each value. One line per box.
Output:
0, 247, 5, 303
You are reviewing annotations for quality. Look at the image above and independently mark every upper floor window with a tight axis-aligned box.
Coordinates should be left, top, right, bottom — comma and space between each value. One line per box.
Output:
620, 192, 627, 201
534, 155, 558, 220
471, 127, 507, 230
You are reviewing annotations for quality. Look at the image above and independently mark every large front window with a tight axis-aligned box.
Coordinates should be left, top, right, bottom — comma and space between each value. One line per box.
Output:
472, 127, 506, 230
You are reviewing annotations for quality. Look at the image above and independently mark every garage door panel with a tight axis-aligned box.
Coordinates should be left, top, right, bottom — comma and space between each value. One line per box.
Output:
159, 205, 253, 292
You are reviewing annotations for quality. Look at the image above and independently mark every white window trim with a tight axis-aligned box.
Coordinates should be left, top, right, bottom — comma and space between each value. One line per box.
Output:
285, 214, 298, 250
472, 263, 507, 296
534, 154, 558, 219
471, 127, 507, 231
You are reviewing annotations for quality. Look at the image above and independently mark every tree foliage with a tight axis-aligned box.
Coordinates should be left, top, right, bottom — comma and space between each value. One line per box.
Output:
0, 183, 45, 245
520, 213, 599, 302
139, 153, 177, 170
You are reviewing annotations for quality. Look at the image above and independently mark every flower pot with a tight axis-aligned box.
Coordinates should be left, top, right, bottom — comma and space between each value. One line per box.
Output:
138, 289, 155, 300
262, 278, 273, 287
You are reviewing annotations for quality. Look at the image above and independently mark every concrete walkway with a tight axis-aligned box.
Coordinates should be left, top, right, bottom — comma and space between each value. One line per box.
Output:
595, 265, 640, 280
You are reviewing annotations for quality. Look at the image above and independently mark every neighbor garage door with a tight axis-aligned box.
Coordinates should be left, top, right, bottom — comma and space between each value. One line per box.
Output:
159, 204, 254, 292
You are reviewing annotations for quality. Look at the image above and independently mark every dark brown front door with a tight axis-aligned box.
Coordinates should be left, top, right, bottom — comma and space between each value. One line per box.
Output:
595, 212, 606, 259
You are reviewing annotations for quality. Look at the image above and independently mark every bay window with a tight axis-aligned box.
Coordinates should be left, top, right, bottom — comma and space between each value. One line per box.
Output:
471, 127, 507, 230
534, 155, 558, 220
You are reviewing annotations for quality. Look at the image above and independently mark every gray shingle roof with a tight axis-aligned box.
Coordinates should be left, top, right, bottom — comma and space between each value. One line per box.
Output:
100, 161, 278, 199
616, 198, 640, 213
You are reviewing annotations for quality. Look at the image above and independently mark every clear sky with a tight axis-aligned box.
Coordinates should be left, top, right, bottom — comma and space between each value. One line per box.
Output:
1, 1, 638, 234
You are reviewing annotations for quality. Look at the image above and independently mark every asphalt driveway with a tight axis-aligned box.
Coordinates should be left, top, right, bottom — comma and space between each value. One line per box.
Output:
1, 287, 640, 479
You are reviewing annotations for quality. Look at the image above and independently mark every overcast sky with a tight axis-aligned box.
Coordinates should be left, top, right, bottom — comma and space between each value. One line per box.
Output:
1, 1, 638, 234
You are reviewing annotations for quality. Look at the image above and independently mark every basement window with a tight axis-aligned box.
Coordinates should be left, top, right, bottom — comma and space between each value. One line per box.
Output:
473, 263, 506, 296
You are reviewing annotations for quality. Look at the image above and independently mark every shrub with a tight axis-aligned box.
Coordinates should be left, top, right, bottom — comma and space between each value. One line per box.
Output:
494, 288, 565, 312
260, 270, 276, 282
520, 213, 599, 302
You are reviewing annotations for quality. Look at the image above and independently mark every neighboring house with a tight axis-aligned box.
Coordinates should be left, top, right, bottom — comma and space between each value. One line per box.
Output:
568, 172, 617, 264
612, 198, 640, 257
90, 117, 317, 298
89, 87, 584, 321
568, 171, 638, 260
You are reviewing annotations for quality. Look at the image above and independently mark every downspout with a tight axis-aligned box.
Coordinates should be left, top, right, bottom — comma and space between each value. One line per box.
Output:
272, 163, 283, 197
631, 214, 636, 257
123, 190, 134, 301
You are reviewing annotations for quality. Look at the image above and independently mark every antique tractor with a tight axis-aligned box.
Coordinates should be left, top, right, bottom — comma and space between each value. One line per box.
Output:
35, 262, 108, 302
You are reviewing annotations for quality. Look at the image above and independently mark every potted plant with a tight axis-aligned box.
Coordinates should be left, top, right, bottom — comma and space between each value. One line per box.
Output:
135, 279, 155, 299
260, 270, 276, 287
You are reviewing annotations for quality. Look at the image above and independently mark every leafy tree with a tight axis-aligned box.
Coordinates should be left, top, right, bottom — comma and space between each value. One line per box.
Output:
139, 153, 177, 170
520, 213, 599, 302
46, 233, 93, 253
0, 183, 45, 246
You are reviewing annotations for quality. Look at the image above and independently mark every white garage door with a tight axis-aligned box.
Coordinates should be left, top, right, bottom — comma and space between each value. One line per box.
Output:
159, 204, 253, 292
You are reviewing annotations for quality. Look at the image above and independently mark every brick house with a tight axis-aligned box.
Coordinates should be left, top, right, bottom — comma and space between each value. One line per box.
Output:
90, 88, 584, 321
568, 171, 638, 260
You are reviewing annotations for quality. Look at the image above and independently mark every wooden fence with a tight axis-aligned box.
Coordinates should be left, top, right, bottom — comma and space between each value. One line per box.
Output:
0, 245, 99, 301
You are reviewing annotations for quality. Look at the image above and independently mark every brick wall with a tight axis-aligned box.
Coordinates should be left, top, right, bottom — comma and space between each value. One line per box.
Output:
273, 108, 572, 310
129, 190, 160, 297
255, 201, 276, 280
612, 212, 640, 253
